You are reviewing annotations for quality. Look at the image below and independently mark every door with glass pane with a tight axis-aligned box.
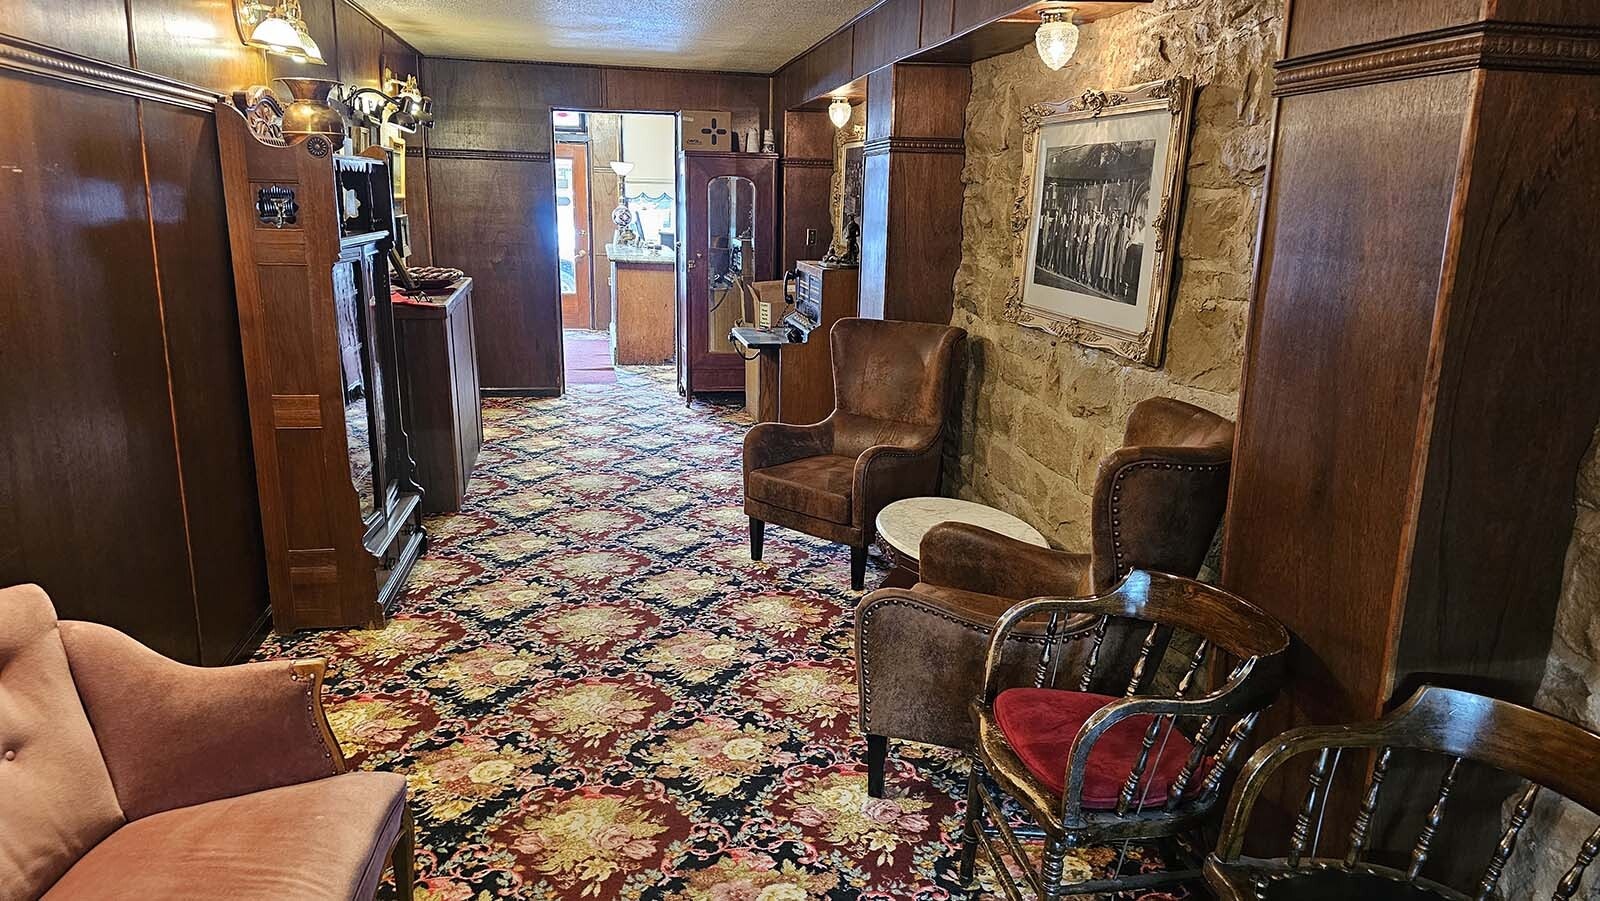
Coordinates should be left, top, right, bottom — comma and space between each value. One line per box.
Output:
555, 141, 593, 329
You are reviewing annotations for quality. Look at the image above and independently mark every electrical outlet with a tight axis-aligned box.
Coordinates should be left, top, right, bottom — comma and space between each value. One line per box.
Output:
805, 228, 818, 246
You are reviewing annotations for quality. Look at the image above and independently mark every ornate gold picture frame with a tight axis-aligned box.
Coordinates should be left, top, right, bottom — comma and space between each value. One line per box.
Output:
1004, 77, 1194, 366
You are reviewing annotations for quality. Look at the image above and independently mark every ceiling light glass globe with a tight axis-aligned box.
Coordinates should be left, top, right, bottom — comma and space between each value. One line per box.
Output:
828, 98, 851, 129
1035, 10, 1080, 71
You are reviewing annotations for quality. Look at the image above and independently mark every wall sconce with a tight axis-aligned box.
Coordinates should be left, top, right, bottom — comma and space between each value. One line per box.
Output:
236, 0, 326, 64
345, 87, 435, 133
828, 97, 852, 129
1034, 5, 1081, 71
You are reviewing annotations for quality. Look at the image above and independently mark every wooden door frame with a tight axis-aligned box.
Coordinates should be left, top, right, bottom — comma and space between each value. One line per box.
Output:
555, 139, 595, 330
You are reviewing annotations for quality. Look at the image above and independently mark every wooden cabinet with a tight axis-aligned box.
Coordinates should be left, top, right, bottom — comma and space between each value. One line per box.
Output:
216, 97, 425, 632
776, 262, 859, 424
395, 280, 483, 514
678, 151, 778, 399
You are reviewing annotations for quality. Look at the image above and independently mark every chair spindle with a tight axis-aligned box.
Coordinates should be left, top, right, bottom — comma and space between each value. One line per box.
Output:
1407, 756, 1461, 881
1034, 611, 1063, 689
1475, 783, 1539, 901
1124, 622, 1167, 697
1554, 825, 1600, 900
1167, 714, 1220, 810
1201, 709, 1261, 800
1118, 713, 1177, 815
1289, 748, 1334, 867
1345, 747, 1393, 867
1077, 616, 1110, 692
1175, 639, 1211, 697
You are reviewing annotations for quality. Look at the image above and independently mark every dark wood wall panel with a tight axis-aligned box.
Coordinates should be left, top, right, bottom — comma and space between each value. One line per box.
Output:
270, 0, 340, 83
335, 0, 384, 88
429, 158, 562, 392
1492, 0, 1600, 26
853, 0, 923, 78
1225, 73, 1470, 727
141, 101, 269, 664
0, 0, 131, 64
951, 0, 1030, 36
405, 148, 434, 265
424, 58, 605, 151
0, 75, 198, 662
602, 68, 770, 134
129, 0, 266, 91
1285, 0, 1479, 58
920, 0, 956, 46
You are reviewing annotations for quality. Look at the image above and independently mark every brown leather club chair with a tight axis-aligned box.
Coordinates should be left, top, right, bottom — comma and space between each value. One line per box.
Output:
855, 396, 1234, 796
0, 583, 414, 900
744, 317, 966, 590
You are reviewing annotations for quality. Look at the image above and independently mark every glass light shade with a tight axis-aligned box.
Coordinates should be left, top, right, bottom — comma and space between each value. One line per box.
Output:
828, 97, 851, 129
295, 27, 325, 65
250, 15, 303, 53
609, 160, 636, 178
1035, 9, 1080, 71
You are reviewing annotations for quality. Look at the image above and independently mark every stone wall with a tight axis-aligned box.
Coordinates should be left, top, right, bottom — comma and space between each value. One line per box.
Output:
1509, 426, 1600, 893
948, 0, 1279, 548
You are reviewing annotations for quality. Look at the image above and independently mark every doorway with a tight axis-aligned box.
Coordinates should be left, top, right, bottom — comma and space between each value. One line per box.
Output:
554, 110, 681, 390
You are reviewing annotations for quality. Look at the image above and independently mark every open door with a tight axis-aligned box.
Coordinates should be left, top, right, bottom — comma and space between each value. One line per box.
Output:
555, 141, 593, 329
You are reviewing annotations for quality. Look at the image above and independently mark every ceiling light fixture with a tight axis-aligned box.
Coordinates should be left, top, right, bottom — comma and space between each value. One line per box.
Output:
236, 0, 326, 64
828, 97, 852, 129
1035, 5, 1081, 71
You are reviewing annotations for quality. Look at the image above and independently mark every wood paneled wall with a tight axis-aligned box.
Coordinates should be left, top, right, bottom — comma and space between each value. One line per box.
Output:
1221, 0, 1600, 866
419, 58, 771, 394
0, 0, 417, 663
780, 110, 836, 272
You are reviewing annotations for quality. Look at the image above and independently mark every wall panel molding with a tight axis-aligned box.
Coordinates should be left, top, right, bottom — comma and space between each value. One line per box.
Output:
424, 147, 553, 162
0, 33, 218, 110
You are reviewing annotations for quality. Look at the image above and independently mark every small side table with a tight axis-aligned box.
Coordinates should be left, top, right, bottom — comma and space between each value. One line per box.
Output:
874, 497, 1049, 589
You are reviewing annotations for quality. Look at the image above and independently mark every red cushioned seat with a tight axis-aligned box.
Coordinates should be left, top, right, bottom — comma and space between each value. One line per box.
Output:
992, 688, 1204, 810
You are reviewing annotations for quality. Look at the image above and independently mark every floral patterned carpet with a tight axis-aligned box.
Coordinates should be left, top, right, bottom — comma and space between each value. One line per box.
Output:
257, 366, 1186, 900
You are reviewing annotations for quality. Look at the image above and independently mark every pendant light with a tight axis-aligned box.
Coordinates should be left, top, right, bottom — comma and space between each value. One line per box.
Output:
828, 97, 852, 129
1035, 6, 1081, 71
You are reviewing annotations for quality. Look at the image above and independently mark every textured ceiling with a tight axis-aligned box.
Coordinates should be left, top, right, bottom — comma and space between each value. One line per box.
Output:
359, 0, 880, 73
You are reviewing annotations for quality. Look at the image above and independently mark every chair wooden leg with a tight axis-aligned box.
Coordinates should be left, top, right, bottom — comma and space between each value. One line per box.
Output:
392, 806, 416, 899
850, 544, 866, 590
958, 763, 983, 885
1041, 836, 1068, 901
866, 733, 888, 798
749, 518, 764, 562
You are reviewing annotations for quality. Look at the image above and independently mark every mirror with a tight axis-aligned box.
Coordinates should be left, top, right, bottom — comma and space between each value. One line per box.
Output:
333, 262, 379, 519
706, 175, 755, 353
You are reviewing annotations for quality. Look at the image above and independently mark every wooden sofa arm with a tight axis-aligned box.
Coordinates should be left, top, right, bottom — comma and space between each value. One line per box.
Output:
59, 620, 345, 820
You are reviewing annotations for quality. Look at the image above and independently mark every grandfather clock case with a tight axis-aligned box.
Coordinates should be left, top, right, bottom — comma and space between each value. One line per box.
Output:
216, 96, 425, 632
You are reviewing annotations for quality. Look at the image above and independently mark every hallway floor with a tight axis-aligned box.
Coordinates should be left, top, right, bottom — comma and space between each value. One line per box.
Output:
257, 367, 1181, 900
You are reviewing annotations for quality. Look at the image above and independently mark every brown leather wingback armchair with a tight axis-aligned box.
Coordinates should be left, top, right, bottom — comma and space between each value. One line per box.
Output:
744, 317, 966, 590
1, 584, 414, 900
854, 396, 1234, 796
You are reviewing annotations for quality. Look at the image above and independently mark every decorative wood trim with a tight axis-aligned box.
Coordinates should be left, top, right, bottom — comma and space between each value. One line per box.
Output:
783, 157, 834, 169
424, 148, 553, 162
404, 146, 426, 158
0, 33, 219, 111
1276, 22, 1600, 96
862, 136, 965, 157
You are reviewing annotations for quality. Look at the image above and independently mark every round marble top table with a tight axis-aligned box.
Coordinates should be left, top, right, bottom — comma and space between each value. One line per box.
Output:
874, 497, 1048, 588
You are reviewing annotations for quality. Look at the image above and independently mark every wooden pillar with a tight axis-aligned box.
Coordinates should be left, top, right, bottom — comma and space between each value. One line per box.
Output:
859, 63, 969, 324
780, 109, 836, 272
1223, 0, 1600, 863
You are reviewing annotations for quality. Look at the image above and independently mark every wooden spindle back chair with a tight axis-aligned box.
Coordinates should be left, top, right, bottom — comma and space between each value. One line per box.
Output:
960, 570, 1291, 899
1205, 685, 1600, 901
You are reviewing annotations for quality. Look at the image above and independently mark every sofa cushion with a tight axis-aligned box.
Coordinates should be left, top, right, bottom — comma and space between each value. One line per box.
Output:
747, 454, 855, 524
993, 688, 1203, 809
44, 771, 407, 900
0, 585, 125, 900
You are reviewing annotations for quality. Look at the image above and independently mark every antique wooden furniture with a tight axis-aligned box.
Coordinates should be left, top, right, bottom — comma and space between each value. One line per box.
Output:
0, 583, 413, 900
856, 397, 1234, 796
1220, 1, 1600, 864
744, 318, 965, 590
678, 150, 778, 400
394, 279, 482, 515
960, 571, 1290, 899
1207, 685, 1600, 901
775, 261, 860, 424
216, 96, 425, 632
874, 497, 1048, 590
609, 246, 676, 365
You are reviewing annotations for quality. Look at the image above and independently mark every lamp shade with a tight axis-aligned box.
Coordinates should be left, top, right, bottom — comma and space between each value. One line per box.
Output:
250, 15, 303, 53
295, 27, 325, 65
1034, 8, 1080, 71
828, 97, 851, 129
609, 160, 636, 178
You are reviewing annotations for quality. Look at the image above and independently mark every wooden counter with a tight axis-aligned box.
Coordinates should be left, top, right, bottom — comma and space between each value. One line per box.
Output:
394, 279, 482, 514
610, 255, 675, 365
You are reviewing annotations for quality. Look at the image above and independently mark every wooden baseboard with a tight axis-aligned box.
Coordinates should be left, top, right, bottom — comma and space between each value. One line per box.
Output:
481, 387, 561, 397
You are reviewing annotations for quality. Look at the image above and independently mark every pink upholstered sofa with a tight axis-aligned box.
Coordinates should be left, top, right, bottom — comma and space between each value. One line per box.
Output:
0, 584, 413, 900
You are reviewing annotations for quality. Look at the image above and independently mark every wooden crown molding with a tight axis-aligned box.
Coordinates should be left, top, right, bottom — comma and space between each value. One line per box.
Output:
1276, 21, 1600, 96
424, 148, 553, 162
862, 136, 965, 157
782, 156, 833, 169
0, 33, 219, 111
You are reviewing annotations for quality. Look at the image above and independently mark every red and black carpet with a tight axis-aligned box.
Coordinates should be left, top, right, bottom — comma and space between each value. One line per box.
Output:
256, 366, 1186, 900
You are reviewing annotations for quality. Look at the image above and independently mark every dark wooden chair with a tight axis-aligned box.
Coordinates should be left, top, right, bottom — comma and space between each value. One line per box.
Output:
1206, 685, 1600, 901
959, 570, 1290, 899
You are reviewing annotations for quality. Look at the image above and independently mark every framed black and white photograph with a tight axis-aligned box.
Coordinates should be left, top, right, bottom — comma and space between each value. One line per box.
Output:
1005, 78, 1194, 366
